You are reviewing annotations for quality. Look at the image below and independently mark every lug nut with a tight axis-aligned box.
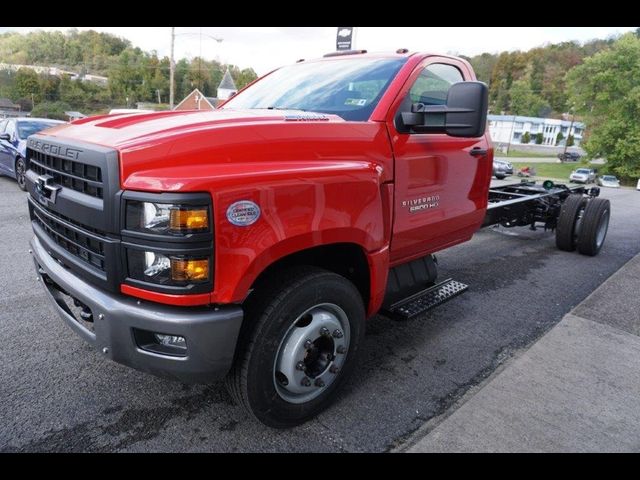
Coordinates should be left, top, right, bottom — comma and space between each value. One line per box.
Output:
315, 378, 325, 387
319, 327, 330, 337
102, 347, 109, 355
337, 345, 346, 354
330, 365, 339, 374
296, 361, 306, 371
332, 329, 343, 339
98, 314, 104, 321
304, 339, 313, 349
301, 377, 311, 387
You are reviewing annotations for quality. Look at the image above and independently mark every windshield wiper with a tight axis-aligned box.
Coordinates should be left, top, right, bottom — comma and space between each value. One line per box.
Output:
266, 106, 307, 112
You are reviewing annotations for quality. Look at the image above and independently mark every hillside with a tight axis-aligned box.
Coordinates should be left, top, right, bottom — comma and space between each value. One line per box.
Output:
463, 37, 618, 117
0, 29, 257, 117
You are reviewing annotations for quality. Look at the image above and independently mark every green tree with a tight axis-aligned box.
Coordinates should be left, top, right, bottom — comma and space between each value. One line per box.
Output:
14, 68, 40, 101
567, 33, 640, 180
31, 101, 71, 120
556, 131, 564, 145
535, 133, 544, 144
510, 78, 549, 116
566, 134, 575, 147
522, 131, 531, 144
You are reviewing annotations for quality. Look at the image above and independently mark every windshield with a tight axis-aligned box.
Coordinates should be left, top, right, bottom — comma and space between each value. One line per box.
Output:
602, 176, 617, 181
576, 169, 590, 174
17, 121, 60, 140
221, 57, 407, 121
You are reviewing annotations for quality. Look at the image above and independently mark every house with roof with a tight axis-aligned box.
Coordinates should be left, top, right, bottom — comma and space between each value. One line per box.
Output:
174, 88, 217, 111
0, 98, 22, 118
174, 69, 239, 111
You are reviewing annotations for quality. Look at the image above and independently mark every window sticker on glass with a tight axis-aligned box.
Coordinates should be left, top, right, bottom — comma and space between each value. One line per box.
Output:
345, 98, 367, 106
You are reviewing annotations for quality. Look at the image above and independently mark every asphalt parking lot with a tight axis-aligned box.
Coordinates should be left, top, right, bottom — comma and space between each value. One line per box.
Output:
1, 174, 639, 452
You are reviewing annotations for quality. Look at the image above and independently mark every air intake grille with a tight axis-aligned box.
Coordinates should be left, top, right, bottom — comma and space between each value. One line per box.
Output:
27, 148, 103, 198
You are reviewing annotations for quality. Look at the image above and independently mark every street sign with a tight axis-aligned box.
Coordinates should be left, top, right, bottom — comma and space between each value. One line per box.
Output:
336, 27, 353, 51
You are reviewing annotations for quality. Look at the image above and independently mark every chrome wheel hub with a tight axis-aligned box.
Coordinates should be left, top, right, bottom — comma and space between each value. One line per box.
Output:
274, 303, 350, 404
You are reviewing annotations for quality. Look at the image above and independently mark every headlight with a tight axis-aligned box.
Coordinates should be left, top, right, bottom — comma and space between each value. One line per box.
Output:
126, 201, 209, 235
127, 249, 210, 286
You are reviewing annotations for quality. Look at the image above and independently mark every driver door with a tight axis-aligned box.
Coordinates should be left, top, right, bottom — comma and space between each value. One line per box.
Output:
387, 57, 492, 264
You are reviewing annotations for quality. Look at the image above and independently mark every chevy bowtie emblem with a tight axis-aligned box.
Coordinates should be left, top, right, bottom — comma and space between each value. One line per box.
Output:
36, 174, 61, 206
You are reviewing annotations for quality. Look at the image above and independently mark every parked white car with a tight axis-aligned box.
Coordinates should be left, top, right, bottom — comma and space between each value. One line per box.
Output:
569, 168, 597, 184
596, 175, 620, 188
637, 178, 640, 191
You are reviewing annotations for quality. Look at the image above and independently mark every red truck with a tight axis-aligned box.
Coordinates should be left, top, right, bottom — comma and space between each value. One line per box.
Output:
26, 50, 610, 427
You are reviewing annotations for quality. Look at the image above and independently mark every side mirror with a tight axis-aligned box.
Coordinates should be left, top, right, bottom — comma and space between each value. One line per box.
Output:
0, 133, 10, 141
400, 81, 489, 138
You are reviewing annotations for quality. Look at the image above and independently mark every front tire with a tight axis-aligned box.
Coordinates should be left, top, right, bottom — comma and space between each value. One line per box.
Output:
15, 157, 26, 191
225, 266, 366, 428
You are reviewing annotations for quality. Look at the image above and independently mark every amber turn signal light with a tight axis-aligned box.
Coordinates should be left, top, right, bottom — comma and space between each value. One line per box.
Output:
171, 258, 209, 282
169, 208, 208, 231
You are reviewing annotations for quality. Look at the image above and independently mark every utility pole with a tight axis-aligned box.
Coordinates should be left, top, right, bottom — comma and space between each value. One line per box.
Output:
506, 114, 516, 156
156, 89, 161, 104
170, 27, 175, 110
562, 108, 575, 161
31, 93, 35, 111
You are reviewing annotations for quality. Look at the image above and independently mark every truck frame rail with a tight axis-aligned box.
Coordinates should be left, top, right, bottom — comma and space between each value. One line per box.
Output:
482, 180, 600, 231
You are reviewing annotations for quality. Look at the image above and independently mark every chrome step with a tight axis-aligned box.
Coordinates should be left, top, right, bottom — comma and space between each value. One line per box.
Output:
385, 278, 468, 321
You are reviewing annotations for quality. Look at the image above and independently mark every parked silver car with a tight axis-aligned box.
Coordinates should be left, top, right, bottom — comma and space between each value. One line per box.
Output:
493, 159, 513, 180
569, 168, 596, 184
596, 175, 620, 188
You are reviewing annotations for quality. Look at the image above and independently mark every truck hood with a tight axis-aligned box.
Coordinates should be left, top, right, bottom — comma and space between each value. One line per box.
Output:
30, 108, 394, 191
38, 109, 342, 150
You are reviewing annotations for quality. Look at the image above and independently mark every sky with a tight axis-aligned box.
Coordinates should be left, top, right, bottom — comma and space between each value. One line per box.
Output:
1, 27, 636, 76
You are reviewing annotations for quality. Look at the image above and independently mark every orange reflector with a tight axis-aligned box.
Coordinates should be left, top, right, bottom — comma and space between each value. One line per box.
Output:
171, 258, 209, 282
170, 208, 208, 231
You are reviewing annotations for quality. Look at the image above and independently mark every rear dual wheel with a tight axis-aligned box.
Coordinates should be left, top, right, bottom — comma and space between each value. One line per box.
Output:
556, 196, 610, 256
576, 198, 610, 256
556, 195, 586, 252
225, 266, 365, 428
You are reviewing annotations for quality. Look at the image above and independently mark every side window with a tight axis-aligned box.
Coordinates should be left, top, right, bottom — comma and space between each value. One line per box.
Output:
5, 121, 16, 140
409, 63, 464, 106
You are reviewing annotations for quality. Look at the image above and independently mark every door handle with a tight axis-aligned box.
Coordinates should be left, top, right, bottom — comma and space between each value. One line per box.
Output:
469, 148, 488, 157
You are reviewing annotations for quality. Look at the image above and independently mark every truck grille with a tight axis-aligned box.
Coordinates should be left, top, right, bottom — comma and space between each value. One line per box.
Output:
31, 201, 107, 271
27, 148, 104, 199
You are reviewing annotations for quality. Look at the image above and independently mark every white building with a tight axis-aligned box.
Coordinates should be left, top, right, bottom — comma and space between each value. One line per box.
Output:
488, 115, 585, 147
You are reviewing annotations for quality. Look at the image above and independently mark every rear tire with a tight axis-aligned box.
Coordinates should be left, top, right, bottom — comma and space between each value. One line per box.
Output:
225, 266, 366, 428
555, 194, 587, 252
577, 198, 610, 256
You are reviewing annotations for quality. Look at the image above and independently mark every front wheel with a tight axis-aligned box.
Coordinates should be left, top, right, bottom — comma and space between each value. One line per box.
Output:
225, 266, 366, 427
15, 157, 27, 191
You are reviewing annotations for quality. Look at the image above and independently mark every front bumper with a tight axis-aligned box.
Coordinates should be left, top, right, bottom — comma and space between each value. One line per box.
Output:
30, 235, 243, 383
